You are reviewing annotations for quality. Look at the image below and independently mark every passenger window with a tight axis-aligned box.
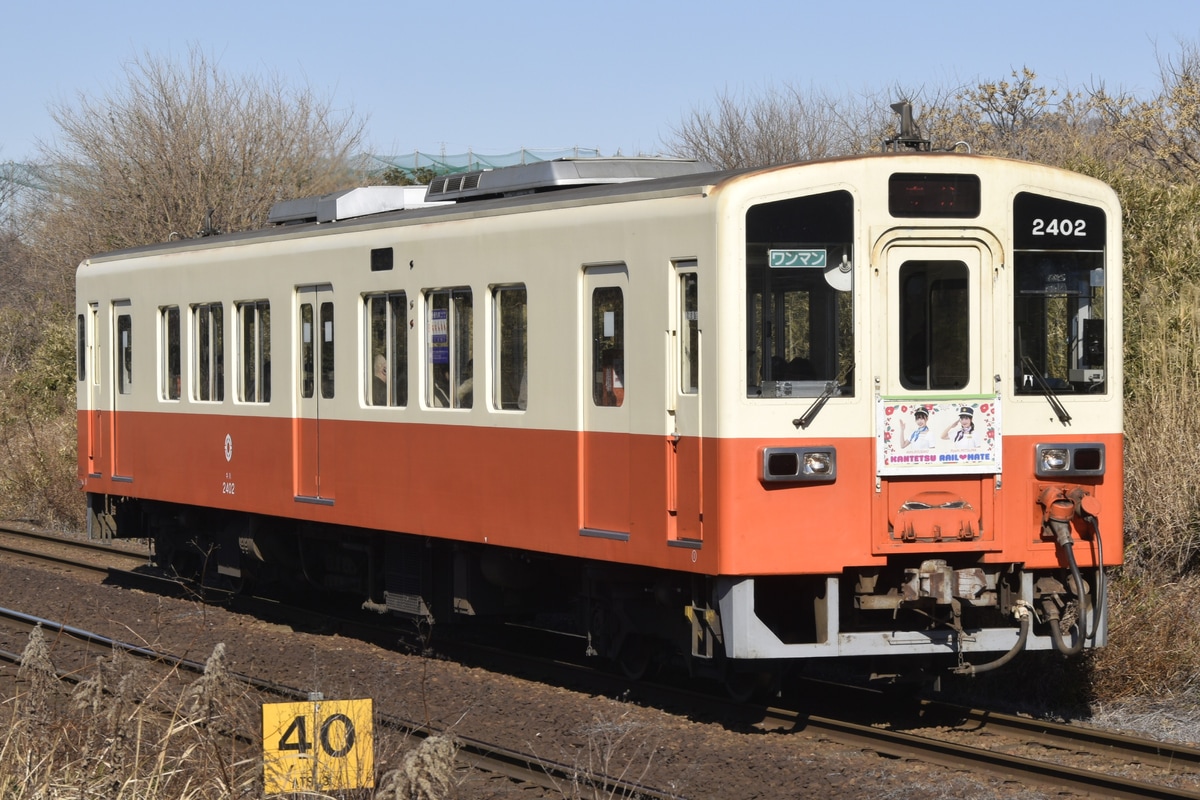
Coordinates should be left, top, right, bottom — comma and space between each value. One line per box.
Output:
746, 191, 854, 398
237, 300, 271, 403
426, 288, 472, 408
592, 287, 624, 407
193, 302, 224, 402
320, 301, 335, 399
365, 292, 407, 407
160, 306, 180, 400
899, 261, 969, 390
493, 285, 527, 410
117, 313, 133, 395
680, 271, 699, 394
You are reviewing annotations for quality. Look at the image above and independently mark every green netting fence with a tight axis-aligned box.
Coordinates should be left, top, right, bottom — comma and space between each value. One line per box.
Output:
367, 148, 604, 180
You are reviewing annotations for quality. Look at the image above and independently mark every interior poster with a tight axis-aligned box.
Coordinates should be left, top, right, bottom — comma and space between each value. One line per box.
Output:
877, 398, 1001, 475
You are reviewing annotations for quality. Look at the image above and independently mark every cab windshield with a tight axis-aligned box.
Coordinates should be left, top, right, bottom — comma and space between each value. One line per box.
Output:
1013, 193, 1107, 394
746, 190, 855, 398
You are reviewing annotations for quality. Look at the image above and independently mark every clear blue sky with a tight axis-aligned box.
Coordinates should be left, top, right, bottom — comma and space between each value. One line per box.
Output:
3, 0, 1196, 162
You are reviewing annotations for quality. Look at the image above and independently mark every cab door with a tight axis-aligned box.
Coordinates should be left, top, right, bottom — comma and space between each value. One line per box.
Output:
669, 264, 703, 542
884, 246, 986, 395
83, 303, 104, 477
295, 284, 335, 503
581, 265, 630, 537
111, 301, 134, 481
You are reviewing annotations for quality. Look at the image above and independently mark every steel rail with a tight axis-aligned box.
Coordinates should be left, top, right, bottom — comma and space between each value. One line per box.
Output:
761, 703, 1200, 800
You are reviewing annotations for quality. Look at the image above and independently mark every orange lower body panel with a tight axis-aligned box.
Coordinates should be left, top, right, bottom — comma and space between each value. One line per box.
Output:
79, 411, 1123, 577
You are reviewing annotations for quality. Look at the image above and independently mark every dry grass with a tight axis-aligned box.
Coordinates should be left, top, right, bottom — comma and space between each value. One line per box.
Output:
529, 705, 661, 800
374, 734, 458, 800
0, 305, 83, 532
0, 629, 437, 800
1119, 178, 1200, 577
1091, 573, 1200, 703
2, 632, 263, 799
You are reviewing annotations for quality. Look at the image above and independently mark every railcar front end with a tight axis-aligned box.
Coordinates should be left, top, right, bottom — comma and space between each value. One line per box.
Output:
704, 157, 1121, 675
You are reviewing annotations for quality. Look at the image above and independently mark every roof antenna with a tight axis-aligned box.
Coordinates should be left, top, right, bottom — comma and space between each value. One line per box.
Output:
198, 208, 221, 238
883, 101, 931, 152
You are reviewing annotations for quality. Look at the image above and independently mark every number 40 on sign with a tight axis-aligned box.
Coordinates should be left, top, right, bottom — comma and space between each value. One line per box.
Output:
262, 696, 374, 794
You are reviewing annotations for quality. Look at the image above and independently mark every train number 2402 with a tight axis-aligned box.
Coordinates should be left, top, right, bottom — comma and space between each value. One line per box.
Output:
1031, 217, 1086, 237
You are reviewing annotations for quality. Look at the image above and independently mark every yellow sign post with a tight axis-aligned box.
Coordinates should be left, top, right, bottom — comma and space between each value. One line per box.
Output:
262, 696, 374, 794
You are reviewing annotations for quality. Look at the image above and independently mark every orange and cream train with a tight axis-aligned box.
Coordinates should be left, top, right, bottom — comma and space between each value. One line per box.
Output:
77, 148, 1122, 682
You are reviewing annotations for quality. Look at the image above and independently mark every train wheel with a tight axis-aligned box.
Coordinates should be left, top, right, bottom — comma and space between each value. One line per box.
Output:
616, 635, 657, 681
724, 668, 775, 703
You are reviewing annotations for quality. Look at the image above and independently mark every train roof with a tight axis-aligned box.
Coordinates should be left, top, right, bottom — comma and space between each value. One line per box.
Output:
83, 157, 737, 263
79, 151, 1097, 266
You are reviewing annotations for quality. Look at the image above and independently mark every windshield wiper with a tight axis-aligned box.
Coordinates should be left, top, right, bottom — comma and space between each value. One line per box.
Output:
1021, 356, 1072, 425
794, 362, 854, 429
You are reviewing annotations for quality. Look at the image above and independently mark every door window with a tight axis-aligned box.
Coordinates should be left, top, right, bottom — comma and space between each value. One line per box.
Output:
899, 261, 969, 391
117, 312, 133, 395
591, 287, 624, 407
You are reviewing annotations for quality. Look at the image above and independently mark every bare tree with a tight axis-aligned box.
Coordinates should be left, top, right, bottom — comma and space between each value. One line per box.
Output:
0, 46, 372, 529
913, 68, 1118, 167
31, 45, 368, 275
1094, 40, 1200, 178
666, 84, 890, 169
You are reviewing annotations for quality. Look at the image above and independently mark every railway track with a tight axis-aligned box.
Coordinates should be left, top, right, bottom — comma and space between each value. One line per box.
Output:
411, 633, 1200, 798
0, 522, 150, 573
3, 524, 1198, 798
755, 691, 1200, 800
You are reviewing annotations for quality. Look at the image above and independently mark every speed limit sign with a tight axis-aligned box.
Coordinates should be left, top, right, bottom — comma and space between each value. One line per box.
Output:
262, 696, 374, 793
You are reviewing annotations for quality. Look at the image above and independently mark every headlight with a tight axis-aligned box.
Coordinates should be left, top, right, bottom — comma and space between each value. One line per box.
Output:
761, 447, 836, 483
1035, 443, 1105, 477
1040, 448, 1069, 471
804, 452, 832, 475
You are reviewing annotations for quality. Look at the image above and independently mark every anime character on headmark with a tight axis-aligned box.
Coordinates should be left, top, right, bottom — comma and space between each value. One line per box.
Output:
899, 407, 933, 449
941, 406, 977, 449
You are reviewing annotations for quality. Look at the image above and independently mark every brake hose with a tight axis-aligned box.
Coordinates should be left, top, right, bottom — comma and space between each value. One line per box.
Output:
1082, 513, 1105, 642
1053, 536, 1088, 656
